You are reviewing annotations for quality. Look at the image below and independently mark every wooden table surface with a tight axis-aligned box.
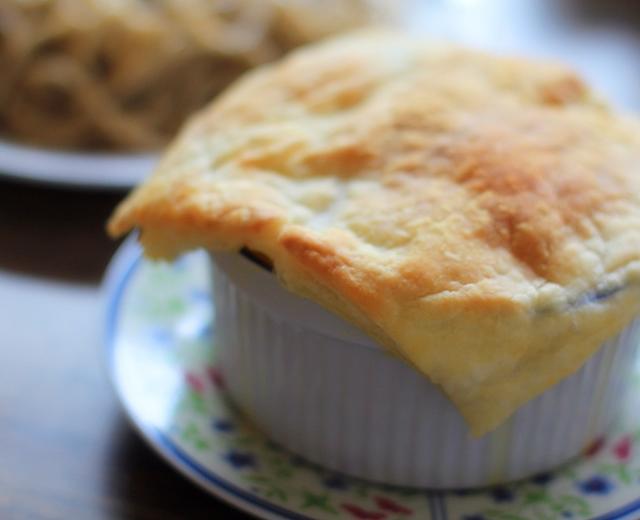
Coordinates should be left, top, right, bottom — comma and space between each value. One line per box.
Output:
0, 181, 251, 519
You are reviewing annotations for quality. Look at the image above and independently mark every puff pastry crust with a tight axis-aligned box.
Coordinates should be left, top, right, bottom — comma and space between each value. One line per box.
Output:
109, 32, 640, 435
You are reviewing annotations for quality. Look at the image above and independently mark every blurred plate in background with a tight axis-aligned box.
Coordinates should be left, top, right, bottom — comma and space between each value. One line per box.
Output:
0, 139, 157, 190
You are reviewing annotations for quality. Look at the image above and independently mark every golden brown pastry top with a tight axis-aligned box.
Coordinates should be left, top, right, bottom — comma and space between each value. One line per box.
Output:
109, 32, 640, 435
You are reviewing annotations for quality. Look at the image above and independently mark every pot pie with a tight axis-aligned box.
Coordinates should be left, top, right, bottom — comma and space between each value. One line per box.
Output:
109, 32, 640, 436
0, 0, 390, 150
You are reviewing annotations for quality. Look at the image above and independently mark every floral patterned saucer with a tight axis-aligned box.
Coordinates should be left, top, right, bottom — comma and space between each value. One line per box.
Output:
104, 240, 640, 520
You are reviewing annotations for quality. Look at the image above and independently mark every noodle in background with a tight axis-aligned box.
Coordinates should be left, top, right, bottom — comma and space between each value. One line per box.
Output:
0, 0, 395, 151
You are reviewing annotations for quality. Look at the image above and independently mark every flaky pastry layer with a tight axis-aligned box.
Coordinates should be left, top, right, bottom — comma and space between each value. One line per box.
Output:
109, 32, 640, 435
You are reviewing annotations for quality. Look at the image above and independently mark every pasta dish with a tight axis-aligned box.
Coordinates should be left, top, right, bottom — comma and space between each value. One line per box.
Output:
0, 0, 391, 150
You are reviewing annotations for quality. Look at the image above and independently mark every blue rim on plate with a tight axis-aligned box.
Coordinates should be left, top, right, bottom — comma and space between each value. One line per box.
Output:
103, 238, 640, 520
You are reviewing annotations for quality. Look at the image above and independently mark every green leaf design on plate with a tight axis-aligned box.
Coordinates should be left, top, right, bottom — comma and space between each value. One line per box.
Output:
274, 467, 294, 479
186, 390, 207, 414
597, 463, 633, 484
522, 489, 547, 505
300, 491, 338, 514
555, 495, 591, 517
180, 422, 210, 451
479, 510, 529, 520
265, 486, 288, 502
245, 474, 271, 484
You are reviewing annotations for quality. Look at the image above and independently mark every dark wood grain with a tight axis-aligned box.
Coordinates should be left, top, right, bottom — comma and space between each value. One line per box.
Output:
0, 180, 252, 520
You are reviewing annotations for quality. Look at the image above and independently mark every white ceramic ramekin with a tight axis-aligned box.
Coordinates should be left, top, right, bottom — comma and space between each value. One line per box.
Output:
211, 251, 640, 489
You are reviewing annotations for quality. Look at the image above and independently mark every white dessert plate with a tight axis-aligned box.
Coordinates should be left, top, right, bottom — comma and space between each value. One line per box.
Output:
0, 139, 156, 190
103, 238, 640, 520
